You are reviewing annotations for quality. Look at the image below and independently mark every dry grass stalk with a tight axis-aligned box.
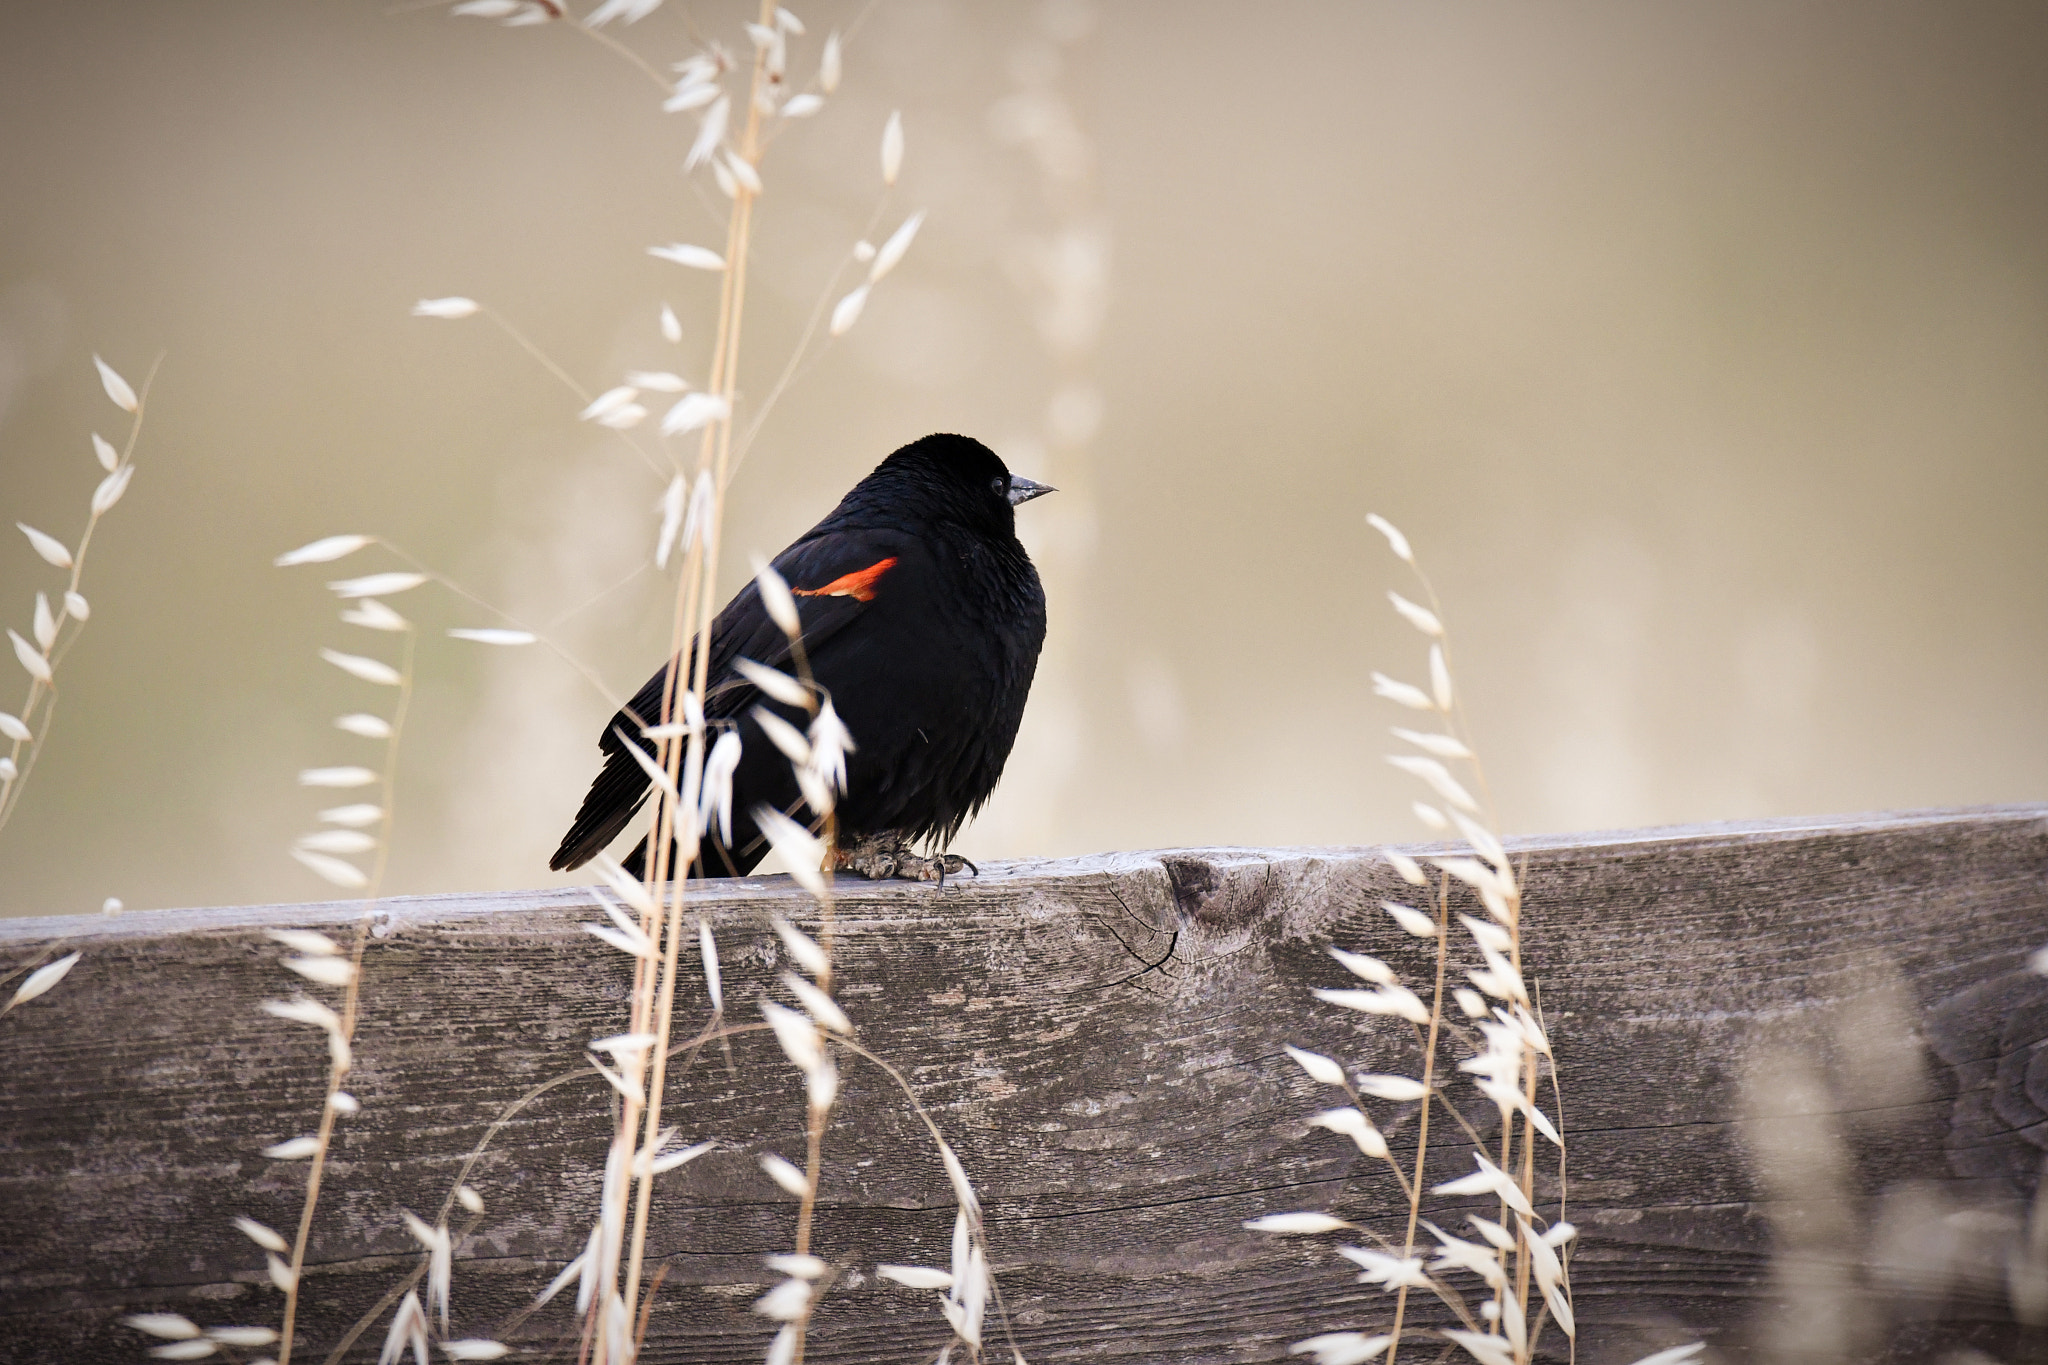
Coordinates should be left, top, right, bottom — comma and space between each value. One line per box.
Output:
1249, 513, 1579, 1365
1, 351, 153, 837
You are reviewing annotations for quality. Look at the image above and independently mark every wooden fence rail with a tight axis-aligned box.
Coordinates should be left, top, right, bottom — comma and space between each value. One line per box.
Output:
2, 806, 2044, 1364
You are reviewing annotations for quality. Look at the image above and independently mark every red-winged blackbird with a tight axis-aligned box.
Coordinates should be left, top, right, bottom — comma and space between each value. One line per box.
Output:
550, 434, 1052, 881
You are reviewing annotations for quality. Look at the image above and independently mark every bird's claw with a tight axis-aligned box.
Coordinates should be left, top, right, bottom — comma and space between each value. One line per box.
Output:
835, 834, 976, 884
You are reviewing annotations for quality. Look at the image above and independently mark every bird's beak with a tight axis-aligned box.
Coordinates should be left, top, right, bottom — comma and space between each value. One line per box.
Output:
1007, 476, 1055, 507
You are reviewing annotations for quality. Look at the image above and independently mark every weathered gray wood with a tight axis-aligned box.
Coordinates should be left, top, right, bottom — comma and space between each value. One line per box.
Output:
2, 807, 2044, 1365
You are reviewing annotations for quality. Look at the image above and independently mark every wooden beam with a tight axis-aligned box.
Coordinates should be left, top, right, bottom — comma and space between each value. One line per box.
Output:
2, 806, 2043, 1363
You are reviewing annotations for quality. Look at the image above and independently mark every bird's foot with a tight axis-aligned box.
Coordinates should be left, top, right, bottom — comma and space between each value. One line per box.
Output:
835, 833, 977, 884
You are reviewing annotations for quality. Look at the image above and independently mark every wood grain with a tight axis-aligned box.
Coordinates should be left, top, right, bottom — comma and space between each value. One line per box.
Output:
1, 806, 2043, 1364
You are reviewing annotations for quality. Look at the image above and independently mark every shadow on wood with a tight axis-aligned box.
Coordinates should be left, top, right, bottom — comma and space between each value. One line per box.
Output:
2, 806, 2045, 1363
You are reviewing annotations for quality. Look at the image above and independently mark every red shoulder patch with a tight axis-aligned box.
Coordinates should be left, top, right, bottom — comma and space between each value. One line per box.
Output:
792, 556, 898, 603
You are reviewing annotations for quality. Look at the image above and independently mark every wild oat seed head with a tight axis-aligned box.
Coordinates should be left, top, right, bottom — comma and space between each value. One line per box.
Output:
92, 465, 134, 514
660, 391, 730, 437
320, 649, 402, 686
118, 1314, 201, 1343
648, 242, 727, 271
448, 628, 536, 645
1400, 915, 1468, 969
870, 209, 926, 284
759, 1152, 811, 1198
16, 522, 72, 569
1243, 1212, 1349, 1235
1391, 726, 1472, 760
1386, 754, 1479, 813
781, 92, 823, 118
1369, 672, 1432, 712
319, 803, 383, 827
1334, 1244, 1431, 1290
766, 1252, 825, 1280
664, 80, 721, 114
5, 952, 79, 1011
578, 386, 639, 423
267, 928, 342, 956
290, 848, 368, 888
852, 239, 875, 262
1443, 1331, 1516, 1365
1306, 1107, 1388, 1158
697, 916, 724, 1011
1312, 984, 1430, 1025
298, 765, 382, 789
439, 1343, 511, 1361
1459, 914, 1512, 954
1429, 643, 1453, 711
589, 863, 651, 916
411, 297, 479, 319
770, 916, 831, 982
284, 954, 356, 987
1327, 946, 1395, 985
1450, 809, 1508, 871
0, 756, 16, 781
610, 724, 679, 799
655, 474, 686, 569
275, 533, 370, 567
266, 1252, 296, 1292
881, 111, 904, 185
1387, 591, 1442, 637
101, 897, 120, 913
1354, 1074, 1428, 1102
1283, 1043, 1345, 1087
329, 1091, 359, 1115
93, 354, 137, 411
757, 808, 829, 898
761, 998, 824, 1075
1290, 1332, 1394, 1365
1412, 801, 1449, 832
686, 95, 730, 170
1454, 987, 1487, 1018
754, 1278, 812, 1322
648, 1138, 715, 1175
878, 1263, 954, 1289
261, 996, 344, 1032
752, 705, 812, 769
830, 283, 870, 336
937, 1139, 981, 1217
1434, 1151, 1533, 1217
232, 1216, 290, 1253
1383, 850, 1428, 886
92, 432, 119, 472
9, 630, 52, 683
335, 712, 393, 739
819, 31, 841, 91
263, 1136, 321, 1160
736, 657, 810, 709
0, 711, 30, 742
699, 729, 742, 844
1364, 513, 1412, 564
33, 594, 56, 651
783, 969, 852, 1033
341, 598, 409, 632
660, 303, 683, 342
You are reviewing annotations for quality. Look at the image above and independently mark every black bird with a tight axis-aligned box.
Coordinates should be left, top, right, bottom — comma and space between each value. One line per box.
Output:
550, 433, 1052, 882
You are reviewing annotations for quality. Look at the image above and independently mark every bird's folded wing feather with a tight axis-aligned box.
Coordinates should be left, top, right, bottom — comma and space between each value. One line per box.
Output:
549, 531, 905, 871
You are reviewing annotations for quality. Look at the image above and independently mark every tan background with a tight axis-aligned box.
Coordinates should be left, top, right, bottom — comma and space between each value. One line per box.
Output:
1, 0, 2042, 917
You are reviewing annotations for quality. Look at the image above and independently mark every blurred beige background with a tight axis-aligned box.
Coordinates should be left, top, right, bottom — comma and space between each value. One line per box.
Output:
1, 0, 2042, 917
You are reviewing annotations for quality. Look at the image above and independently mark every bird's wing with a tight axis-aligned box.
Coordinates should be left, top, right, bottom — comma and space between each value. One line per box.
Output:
549, 529, 909, 872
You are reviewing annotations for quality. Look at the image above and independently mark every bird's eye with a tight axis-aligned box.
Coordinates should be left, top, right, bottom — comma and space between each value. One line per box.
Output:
991, 476, 1008, 496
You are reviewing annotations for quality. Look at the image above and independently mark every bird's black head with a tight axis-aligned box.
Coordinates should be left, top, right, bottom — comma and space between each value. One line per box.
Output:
858, 434, 1054, 538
